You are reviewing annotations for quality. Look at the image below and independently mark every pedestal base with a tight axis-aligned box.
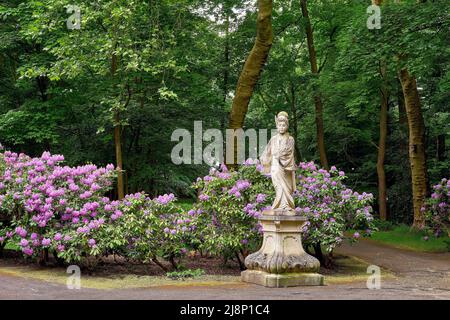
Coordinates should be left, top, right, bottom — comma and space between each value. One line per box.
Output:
241, 270, 324, 288
241, 212, 324, 287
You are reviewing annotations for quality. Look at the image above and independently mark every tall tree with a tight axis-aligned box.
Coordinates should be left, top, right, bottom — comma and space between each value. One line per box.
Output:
372, 0, 388, 220
376, 60, 389, 221
399, 68, 429, 228
111, 11, 125, 200
396, 0, 431, 228
228, 0, 273, 164
300, 0, 329, 169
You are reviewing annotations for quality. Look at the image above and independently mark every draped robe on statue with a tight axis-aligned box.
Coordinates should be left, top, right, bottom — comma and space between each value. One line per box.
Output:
260, 134, 296, 211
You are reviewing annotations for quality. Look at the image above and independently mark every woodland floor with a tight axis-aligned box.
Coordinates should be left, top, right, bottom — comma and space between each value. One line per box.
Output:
0, 239, 449, 300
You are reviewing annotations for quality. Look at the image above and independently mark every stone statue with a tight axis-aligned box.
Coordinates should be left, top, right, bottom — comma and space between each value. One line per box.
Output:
260, 111, 296, 213
241, 111, 323, 287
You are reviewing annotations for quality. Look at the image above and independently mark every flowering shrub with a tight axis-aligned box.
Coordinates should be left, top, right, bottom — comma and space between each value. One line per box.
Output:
423, 178, 450, 237
0, 149, 191, 269
114, 192, 196, 269
192, 160, 376, 265
0, 149, 120, 259
0, 145, 376, 270
191, 162, 273, 267
294, 162, 375, 253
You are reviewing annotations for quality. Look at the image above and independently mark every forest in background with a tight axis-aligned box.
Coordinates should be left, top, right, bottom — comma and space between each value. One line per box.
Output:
0, 0, 449, 226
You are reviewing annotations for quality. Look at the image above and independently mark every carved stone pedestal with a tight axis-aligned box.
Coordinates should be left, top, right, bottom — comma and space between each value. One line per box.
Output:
241, 211, 324, 287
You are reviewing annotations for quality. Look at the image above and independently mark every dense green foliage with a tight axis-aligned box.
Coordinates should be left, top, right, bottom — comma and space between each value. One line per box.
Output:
0, 0, 449, 226
192, 161, 375, 266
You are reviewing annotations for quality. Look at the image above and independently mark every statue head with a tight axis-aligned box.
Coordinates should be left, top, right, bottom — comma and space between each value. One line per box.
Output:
275, 111, 289, 134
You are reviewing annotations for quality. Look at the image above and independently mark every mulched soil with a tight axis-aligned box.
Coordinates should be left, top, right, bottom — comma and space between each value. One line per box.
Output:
0, 249, 243, 277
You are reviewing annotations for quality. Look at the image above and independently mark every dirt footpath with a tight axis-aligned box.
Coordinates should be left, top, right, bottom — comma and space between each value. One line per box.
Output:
0, 240, 449, 300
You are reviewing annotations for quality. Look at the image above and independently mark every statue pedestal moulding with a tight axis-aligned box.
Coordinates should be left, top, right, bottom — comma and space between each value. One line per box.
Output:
241, 112, 324, 287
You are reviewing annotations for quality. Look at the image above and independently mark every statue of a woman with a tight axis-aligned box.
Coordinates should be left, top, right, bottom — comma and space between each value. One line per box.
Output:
260, 111, 297, 213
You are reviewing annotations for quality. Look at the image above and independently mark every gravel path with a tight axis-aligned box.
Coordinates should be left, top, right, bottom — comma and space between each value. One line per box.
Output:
0, 240, 449, 300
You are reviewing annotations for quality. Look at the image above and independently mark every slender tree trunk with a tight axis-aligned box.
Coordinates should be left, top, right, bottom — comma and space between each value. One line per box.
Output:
36, 75, 49, 102
152, 256, 168, 272
399, 68, 429, 229
168, 254, 178, 270
377, 61, 389, 221
300, 0, 329, 169
223, 12, 230, 104
287, 83, 302, 161
313, 244, 325, 266
291, 86, 301, 162
436, 134, 445, 161
222, 10, 231, 161
398, 81, 408, 130
235, 251, 246, 271
228, 0, 273, 165
397, 80, 410, 183
112, 53, 125, 200
38, 248, 49, 266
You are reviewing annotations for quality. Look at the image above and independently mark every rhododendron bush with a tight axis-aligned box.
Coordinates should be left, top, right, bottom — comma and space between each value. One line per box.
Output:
423, 178, 450, 237
191, 162, 274, 268
294, 162, 375, 261
0, 146, 376, 270
114, 192, 197, 269
192, 160, 376, 267
0, 148, 191, 269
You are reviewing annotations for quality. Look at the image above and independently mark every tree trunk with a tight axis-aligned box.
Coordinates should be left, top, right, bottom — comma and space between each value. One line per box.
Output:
168, 254, 178, 270
222, 10, 231, 161
228, 0, 273, 165
284, 83, 302, 162
223, 12, 230, 104
436, 134, 445, 161
300, 0, 329, 169
398, 80, 408, 135
377, 61, 389, 221
290, 82, 302, 162
151, 256, 168, 272
38, 248, 49, 266
235, 251, 246, 271
399, 68, 429, 229
313, 243, 327, 267
52, 250, 65, 267
112, 52, 125, 200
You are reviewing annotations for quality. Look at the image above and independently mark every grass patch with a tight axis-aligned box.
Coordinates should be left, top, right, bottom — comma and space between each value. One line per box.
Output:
166, 268, 205, 280
369, 225, 449, 253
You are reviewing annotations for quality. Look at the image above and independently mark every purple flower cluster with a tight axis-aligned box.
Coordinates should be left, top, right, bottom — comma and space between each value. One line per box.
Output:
155, 193, 175, 205
0, 149, 130, 257
423, 178, 450, 237
227, 179, 251, 199
292, 162, 375, 250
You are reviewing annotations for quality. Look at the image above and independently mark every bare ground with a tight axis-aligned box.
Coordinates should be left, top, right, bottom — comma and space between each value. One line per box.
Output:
0, 239, 449, 300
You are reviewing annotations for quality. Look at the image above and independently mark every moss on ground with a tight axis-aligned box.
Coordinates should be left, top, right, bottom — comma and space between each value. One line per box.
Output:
322, 255, 395, 285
